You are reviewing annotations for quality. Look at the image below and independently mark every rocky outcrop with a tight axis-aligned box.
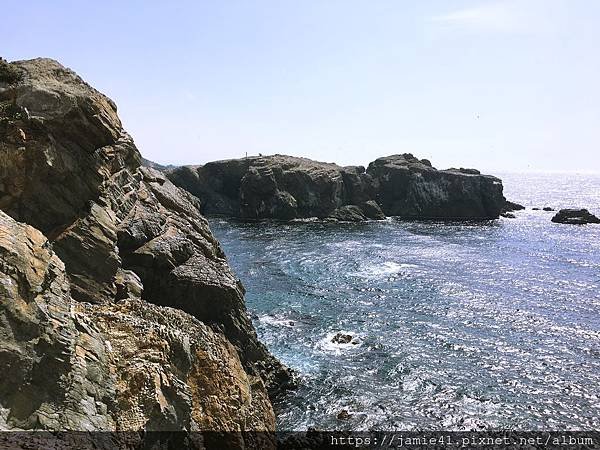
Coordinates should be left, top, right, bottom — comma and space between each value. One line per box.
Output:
0, 210, 275, 446
501, 200, 525, 213
167, 155, 378, 221
551, 209, 600, 225
366, 154, 504, 219
0, 57, 291, 440
166, 154, 507, 221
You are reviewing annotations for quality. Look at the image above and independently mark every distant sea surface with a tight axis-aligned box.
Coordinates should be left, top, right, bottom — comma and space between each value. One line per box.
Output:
209, 173, 600, 430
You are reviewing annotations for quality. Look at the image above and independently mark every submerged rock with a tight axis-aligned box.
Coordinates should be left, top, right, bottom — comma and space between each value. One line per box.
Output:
327, 205, 368, 222
167, 153, 506, 221
331, 333, 353, 344
551, 209, 600, 225
336, 410, 353, 420
0, 57, 292, 438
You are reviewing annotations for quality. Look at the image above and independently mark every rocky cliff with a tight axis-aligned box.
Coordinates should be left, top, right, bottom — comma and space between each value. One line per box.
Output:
166, 154, 506, 221
0, 57, 291, 445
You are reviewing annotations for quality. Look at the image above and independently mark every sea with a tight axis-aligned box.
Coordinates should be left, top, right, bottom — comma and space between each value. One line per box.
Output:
208, 173, 600, 431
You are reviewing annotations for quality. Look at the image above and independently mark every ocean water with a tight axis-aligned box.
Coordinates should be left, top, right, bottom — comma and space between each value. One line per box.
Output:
209, 173, 600, 431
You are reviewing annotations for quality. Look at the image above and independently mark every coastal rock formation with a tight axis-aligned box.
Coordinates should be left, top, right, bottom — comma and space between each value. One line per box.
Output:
0, 57, 291, 441
0, 211, 274, 433
166, 155, 381, 221
366, 154, 505, 219
551, 209, 600, 225
166, 154, 507, 221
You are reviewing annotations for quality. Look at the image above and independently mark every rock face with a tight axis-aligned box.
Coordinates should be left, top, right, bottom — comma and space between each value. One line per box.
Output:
167, 155, 380, 221
366, 155, 504, 219
551, 209, 600, 225
0, 211, 273, 434
166, 154, 506, 221
0, 57, 291, 441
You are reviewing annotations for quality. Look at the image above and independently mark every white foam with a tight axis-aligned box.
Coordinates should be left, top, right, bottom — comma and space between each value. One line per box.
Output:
317, 330, 362, 355
258, 314, 295, 328
350, 261, 418, 279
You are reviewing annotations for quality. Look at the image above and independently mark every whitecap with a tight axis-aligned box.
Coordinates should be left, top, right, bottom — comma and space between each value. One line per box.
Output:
349, 261, 419, 279
317, 330, 363, 355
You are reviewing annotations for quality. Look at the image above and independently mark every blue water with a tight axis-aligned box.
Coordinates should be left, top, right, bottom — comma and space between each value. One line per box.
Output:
209, 173, 600, 431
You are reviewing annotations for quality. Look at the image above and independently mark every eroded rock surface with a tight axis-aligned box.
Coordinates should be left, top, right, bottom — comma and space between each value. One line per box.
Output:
166, 153, 507, 221
0, 210, 275, 446
0, 57, 291, 441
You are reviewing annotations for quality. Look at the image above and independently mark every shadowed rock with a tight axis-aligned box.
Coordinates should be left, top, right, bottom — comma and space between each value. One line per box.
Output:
502, 200, 525, 213
366, 154, 505, 219
167, 153, 506, 221
551, 209, 600, 225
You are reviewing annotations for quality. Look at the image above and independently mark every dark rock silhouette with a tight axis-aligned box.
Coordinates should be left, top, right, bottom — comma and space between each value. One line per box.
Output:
502, 200, 525, 212
366, 154, 505, 219
331, 333, 353, 344
551, 209, 600, 225
167, 154, 507, 221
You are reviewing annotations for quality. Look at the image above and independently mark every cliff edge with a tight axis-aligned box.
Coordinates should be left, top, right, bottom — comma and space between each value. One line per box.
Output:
0, 57, 292, 445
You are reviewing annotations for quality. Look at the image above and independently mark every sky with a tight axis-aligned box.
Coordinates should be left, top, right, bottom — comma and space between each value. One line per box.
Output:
2, 0, 599, 173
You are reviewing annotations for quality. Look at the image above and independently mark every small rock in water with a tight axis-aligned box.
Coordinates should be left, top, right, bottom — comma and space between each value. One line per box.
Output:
337, 409, 352, 420
532, 207, 541, 210
332, 332, 353, 344
551, 208, 600, 225
543, 207, 555, 211
501, 212, 516, 219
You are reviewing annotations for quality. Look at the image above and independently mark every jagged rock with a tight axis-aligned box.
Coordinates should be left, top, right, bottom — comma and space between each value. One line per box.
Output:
117, 167, 294, 396
167, 154, 506, 221
0, 57, 291, 438
0, 211, 275, 443
331, 333, 353, 344
366, 154, 505, 219
0, 58, 139, 303
361, 200, 386, 220
327, 205, 367, 222
166, 155, 384, 221
501, 212, 516, 218
551, 209, 600, 225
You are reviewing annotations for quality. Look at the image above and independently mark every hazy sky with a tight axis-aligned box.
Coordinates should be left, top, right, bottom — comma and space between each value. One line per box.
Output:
3, 1, 599, 172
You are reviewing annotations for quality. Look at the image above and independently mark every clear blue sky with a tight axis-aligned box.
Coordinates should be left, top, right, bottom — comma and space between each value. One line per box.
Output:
3, 0, 599, 172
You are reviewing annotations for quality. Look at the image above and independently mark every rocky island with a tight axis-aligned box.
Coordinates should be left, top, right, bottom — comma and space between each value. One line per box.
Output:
0, 57, 292, 448
166, 154, 509, 222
